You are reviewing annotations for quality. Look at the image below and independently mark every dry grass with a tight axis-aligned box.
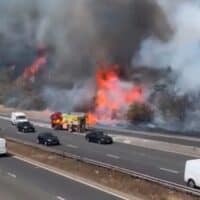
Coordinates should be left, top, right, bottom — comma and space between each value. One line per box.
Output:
7, 140, 200, 200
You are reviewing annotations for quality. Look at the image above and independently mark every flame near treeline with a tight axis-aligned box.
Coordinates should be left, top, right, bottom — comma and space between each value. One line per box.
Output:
87, 62, 144, 124
21, 54, 145, 124
1, 0, 200, 130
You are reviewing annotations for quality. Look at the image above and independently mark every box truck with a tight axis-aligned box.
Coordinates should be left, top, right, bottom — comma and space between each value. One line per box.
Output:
11, 112, 28, 125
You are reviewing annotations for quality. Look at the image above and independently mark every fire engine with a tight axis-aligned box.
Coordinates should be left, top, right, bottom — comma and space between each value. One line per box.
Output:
50, 112, 87, 132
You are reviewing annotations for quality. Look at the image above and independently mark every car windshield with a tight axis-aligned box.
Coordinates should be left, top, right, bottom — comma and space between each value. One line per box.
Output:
96, 132, 104, 136
43, 133, 53, 137
16, 116, 26, 119
21, 122, 31, 126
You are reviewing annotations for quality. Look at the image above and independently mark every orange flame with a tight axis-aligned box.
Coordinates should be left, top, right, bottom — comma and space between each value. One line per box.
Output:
23, 55, 47, 81
87, 112, 98, 125
87, 63, 144, 125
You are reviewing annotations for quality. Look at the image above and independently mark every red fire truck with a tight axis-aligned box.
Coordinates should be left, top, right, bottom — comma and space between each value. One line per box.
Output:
50, 112, 87, 132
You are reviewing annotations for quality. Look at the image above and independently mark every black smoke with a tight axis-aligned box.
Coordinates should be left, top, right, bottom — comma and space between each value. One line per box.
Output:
0, 0, 172, 111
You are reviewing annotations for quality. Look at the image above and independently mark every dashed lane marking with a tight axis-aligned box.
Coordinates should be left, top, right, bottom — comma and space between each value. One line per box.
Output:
66, 144, 79, 149
7, 172, 16, 178
106, 154, 120, 159
160, 167, 179, 174
56, 196, 66, 200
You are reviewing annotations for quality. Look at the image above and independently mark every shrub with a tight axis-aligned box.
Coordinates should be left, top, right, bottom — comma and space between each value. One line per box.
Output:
127, 103, 153, 123
158, 94, 189, 122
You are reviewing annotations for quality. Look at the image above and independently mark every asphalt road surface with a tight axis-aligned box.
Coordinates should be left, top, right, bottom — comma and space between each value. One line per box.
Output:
0, 155, 122, 200
98, 126, 200, 147
1, 113, 200, 147
0, 118, 196, 186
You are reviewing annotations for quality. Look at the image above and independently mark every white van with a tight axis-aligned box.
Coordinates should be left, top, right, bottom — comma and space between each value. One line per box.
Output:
184, 159, 200, 188
0, 138, 7, 155
11, 112, 28, 125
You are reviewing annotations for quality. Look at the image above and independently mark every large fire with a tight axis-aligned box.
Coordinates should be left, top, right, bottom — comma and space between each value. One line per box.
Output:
87, 63, 144, 125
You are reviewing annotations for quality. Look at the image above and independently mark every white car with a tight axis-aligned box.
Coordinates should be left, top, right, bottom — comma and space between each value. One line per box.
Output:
11, 112, 28, 125
0, 138, 7, 155
184, 159, 200, 188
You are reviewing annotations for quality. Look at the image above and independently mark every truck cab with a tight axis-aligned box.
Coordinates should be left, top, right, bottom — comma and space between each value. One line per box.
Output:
50, 112, 63, 130
50, 112, 86, 132
11, 112, 28, 125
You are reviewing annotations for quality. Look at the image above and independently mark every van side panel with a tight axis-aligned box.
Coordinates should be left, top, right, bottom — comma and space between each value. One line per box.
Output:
184, 160, 200, 187
195, 164, 200, 186
0, 139, 6, 154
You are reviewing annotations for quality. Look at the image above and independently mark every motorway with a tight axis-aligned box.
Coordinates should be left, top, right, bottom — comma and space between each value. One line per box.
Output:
0, 155, 122, 200
2, 113, 200, 147
0, 118, 196, 187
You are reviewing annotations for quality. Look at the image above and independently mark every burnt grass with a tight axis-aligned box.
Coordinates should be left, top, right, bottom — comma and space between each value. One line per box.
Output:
7, 140, 200, 200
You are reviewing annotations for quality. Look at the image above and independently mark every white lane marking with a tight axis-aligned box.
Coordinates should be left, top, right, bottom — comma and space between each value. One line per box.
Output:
56, 196, 66, 200
7, 172, 16, 178
14, 156, 129, 200
160, 167, 179, 174
66, 144, 78, 149
33, 122, 50, 128
106, 154, 120, 159
0, 116, 10, 121
123, 140, 131, 144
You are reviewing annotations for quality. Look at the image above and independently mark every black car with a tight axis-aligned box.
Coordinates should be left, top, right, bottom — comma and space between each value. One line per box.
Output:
85, 131, 113, 144
37, 132, 60, 146
17, 121, 35, 133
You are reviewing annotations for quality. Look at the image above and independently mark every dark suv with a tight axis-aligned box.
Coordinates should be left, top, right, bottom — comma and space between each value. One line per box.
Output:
17, 122, 35, 133
85, 131, 113, 144
37, 132, 60, 146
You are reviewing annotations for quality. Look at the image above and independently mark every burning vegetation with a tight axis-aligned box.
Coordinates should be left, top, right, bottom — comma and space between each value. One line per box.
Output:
22, 53, 47, 82
87, 63, 145, 125
1, 0, 200, 131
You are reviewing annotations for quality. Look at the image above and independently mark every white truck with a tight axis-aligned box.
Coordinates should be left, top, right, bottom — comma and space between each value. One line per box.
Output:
11, 112, 28, 125
184, 159, 200, 188
0, 138, 7, 155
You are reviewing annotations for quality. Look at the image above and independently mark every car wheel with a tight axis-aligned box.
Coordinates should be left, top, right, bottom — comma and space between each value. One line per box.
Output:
187, 179, 196, 188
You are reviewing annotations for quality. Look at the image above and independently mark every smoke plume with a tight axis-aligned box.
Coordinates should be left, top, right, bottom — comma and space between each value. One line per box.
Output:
134, 0, 200, 131
0, 0, 171, 111
135, 0, 200, 93
4, 0, 200, 132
